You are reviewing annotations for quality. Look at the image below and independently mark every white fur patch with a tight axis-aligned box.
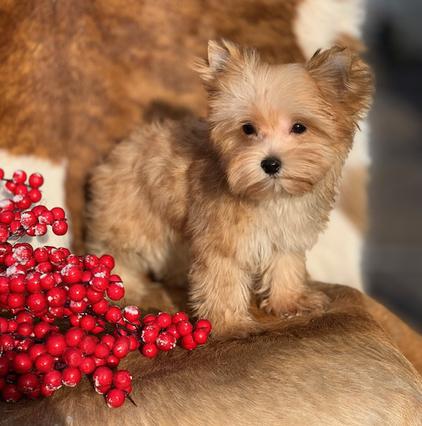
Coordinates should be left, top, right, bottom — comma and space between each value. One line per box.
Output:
294, 0, 365, 60
307, 209, 363, 290
0, 150, 71, 248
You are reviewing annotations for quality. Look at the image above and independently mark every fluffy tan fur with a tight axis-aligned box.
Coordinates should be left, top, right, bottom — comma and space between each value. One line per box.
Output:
86, 41, 373, 336
2, 284, 422, 426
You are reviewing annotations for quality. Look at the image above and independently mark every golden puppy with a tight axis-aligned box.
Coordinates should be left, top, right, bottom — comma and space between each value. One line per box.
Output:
87, 41, 373, 335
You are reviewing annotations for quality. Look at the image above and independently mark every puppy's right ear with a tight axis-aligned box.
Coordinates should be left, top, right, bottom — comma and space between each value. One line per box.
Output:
193, 40, 242, 84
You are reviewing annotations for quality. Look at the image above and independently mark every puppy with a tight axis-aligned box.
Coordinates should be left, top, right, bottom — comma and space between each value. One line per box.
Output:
86, 40, 373, 335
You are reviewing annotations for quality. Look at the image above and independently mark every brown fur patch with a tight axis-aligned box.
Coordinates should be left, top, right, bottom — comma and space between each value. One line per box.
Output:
1, 284, 421, 426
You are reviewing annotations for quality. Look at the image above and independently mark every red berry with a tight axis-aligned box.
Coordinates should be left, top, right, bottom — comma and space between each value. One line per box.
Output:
61, 264, 82, 284
0, 318, 7, 333
99, 254, 115, 270
17, 322, 33, 336
65, 327, 85, 347
92, 299, 109, 315
79, 357, 96, 374
156, 332, 176, 351
123, 306, 141, 323
38, 209, 54, 225
28, 188, 42, 202
35, 353, 55, 373
80, 315, 96, 331
91, 276, 109, 292
40, 273, 55, 290
172, 311, 189, 324
105, 388, 125, 408
128, 335, 139, 351
141, 324, 160, 344
93, 366, 113, 387
46, 334, 66, 356
43, 370, 62, 391
63, 348, 83, 368
40, 383, 55, 397
62, 367, 82, 387
26, 292, 47, 312
68, 283, 86, 301
2, 384, 22, 402
86, 287, 103, 303
113, 370, 132, 390
112, 337, 130, 359
51, 207, 65, 221
7, 292, 25, 309
17, 373, 39, 394
12, 170, 27, 184
46, 287, 67, 307
180, 334, 197, 351
101, 334, 115, 350
0, 168, 3, 179
26, 272, 41, 293
106, 355, 120, 368
9, 275, 25, 293
142, 314, 157, 325
193, 328, 209, 345
141, 343, 158, 358
165, 324, 180, 339
69, 299, 88, 314
13, 353, 33, 373
33, 321, 50, 339
84, 254, 99, 269
106, 282, 125, 301
79, 335, 98, 355
52, 220, 68, 235
29, 173, 44, 188
0, 277, 9, 294
105, 306, 122, 324
94, 343, 110, 359
195, 319, 212, 333
176, 320, 193, 337
156, 312, 172, 328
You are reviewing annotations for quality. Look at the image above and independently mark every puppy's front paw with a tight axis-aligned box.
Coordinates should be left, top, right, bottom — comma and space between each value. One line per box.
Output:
260, 289, 330, 318
211, 317, 263, 339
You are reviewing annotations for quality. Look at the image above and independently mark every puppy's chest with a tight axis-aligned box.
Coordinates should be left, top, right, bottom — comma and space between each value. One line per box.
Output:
237, 199, 319, 267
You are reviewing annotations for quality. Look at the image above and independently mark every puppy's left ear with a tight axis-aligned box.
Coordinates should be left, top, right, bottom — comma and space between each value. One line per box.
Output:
193, 40, 245, 85
306, 46, 374, 120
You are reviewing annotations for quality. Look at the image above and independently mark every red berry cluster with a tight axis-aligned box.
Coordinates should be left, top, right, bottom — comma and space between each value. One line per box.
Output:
0, 168, 68, 242
0, 169, 211, 408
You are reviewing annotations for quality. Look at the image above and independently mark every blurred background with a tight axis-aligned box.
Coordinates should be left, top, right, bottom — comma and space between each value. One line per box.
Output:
364, 0, 422, 329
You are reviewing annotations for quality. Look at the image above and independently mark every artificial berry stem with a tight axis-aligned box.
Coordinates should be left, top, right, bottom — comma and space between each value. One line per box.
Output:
0, 167, 211, 408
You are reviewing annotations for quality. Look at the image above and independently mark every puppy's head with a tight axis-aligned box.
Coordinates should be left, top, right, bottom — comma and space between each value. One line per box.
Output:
195, 40, 373, 199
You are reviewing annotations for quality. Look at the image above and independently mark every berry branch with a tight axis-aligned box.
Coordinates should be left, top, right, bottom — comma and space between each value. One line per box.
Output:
0, 168, 211, 408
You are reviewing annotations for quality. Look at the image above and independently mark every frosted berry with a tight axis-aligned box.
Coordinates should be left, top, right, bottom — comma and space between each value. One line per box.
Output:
62, 367, 82, 387
156, 312, 172, 328
93, 366, 113, 387
172, 312, 189, 324
156, 332, 176, 351
106, 388, 125, 408
52, 220, 68, 236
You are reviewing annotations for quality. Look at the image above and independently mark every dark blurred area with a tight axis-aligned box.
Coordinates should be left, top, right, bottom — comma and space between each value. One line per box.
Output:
364, 0, 422, 329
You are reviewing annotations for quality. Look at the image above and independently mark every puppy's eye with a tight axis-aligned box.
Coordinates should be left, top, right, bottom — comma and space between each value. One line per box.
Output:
291, 123, 307, 134
242, 123, 257, 136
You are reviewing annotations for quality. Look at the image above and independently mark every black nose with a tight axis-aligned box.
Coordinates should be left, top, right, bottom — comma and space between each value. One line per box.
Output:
261, 157, 281, 175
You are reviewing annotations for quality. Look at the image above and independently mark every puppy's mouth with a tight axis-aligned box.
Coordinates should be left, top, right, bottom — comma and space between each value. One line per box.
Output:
280, 175, 315, 195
